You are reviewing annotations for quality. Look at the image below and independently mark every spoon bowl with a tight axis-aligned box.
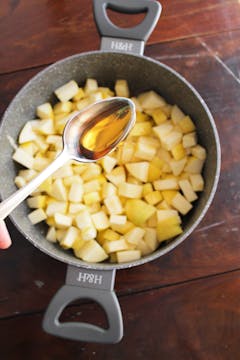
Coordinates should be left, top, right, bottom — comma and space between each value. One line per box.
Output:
0, 97, 135, 220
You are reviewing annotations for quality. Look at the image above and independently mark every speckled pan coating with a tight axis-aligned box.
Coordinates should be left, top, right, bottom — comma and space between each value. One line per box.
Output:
0, 51, 221, 270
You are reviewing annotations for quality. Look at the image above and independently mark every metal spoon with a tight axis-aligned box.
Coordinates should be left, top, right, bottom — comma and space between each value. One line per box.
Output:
0, 97, 135, 220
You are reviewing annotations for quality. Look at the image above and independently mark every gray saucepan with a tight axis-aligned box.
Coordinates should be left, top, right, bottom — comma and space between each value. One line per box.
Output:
0, 0, 220, 343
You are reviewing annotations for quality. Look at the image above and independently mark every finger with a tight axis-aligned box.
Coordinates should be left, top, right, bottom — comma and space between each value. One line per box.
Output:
0, 220, 12, 249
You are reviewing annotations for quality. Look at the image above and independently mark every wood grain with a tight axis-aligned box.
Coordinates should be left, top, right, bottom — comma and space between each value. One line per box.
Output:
1, 270, 240, 360
1, 0, 240, 73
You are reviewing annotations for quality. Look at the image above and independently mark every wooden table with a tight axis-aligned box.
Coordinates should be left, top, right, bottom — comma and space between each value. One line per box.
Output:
0, 1, 240, 359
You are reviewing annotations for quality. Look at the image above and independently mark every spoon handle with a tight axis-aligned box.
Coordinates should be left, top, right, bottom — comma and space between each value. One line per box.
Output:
0, 151, 69, 221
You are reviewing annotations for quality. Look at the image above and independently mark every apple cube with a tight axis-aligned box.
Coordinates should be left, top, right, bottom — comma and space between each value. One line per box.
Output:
83, 191, 101, 205
68, 182, 83, 202
116, 250, 141, 263
51, 178, 68, 201
161, 190, 178, 205
101, 155, 117, 173
179, 115, 196, 133
183, 132, 197, 148
12, 148, 34, 169
106, 166, 126, 186
138, 91, 166, 109
53, 101, 72, 115
120, 142, 135, 163
91, 211, 109, 230
124, 227, 145, 245
130, 122, 152, 137
161, 131, 182, 151
104, 195, 123, 215
75, 210, 93, 229
110, 221, 134, 234
102, 229, 121, 241
75, 240, 108, 262
189, 174, 204, 191
46, 226, 57, 242
60, 226, 80, 249
134, 141, 156, 161
27, 195, 47, 209
153, 122, 173, 141
36, 102, 54, 119
46, 201, 67, 216
191, 145, 207, 160
118, 182, 143, 199
109, 214, 127, 225
72, 87, 85, 101
171, 143, 186, 160
104, 238, 128, 253
54, 213, 72, 229
69, 203, 86, 214
125, 199, 156, 226
84, 78, 98, 94
101, 182, 117, 198
81, 226, 97, 241
157, 222, 183, 242
18, 122, 37, 144
126, 162, 149, 182
53, 164, 73, 178
28, 208, 47, 224
55, 80, 79, 102
153, 178, 179, 191
171, 193, 193, 215
171, 105, 185, 124
179, 179, 198, 202
144, 190, 162, 205
114, 79, 130, 97
35, 119, 55, 135
151, 108, 168, 124
14, 176, 26, 188
144, 227, 158, 251
169, 158, 187, 176
185, 156, 204, 174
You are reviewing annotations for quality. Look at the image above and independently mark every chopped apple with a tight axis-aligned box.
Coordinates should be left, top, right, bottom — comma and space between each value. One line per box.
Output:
144, 190, 162, 205
69, 203, 86, 214
60, 226, 80, 249
101, 155, 117, 173
37, 102, 54, 119
144, 227, 158, 251
116, 250, 141, 263
171, 193, 193, 215
75, 240, 108, 262
83, 191, 101, 205
81, 226, 97, 241
130, 122, 152, 137
18, 122, 36, 144
171, 105, 185, 124
118, 182, 143, 199
153, 178, 179, 191
54, 213, 72, 229
101, 182, 117, 198
110, 221, 134, 234
134, 141, 156, 161
157, 222, 183, 242
103, 238, 128, 253
28, 208, 47, 224
84, 78, 98, 94
189, 174, 204, 191
91, 211, 109, 230
125, 227, 145, 245
109, 214, 127, 225
53, 101, 72, 115
75, 210, 93, 230
179, 179, 198, 202
12, 148, 34, 169
46, 201, 67, 216
125, 199, 156, 226
178, 115, 196, 133
153, 122, 173, 141
182, 132, 197, 148
106, 166, 126, 186
171, 143, 186, 160
55, 80, 79, 102
191, 145, 207, 160
51, 178, 68, 201
68, 182, 83, 202
104, 195, 123, 215
114, 79, 130, 97
27, 195, 47, 209
169, 158, 187, 176
46, 226, 57, 242
126, 162, 149, 182
185, 156, 204, 174
138, 91, 166, 109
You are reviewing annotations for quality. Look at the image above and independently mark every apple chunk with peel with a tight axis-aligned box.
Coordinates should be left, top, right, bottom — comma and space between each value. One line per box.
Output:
125, 199, 156, 226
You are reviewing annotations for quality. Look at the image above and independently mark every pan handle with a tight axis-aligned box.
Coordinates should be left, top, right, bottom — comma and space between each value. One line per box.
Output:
43, 266, 123, 343
93, 0, 162, 55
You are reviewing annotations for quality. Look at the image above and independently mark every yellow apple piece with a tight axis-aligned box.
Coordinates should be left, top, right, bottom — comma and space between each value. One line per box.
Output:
27, 195, 47, 209
28, 208, 47, 224
101, 155, 117, 173
14, 176, 26, 188
55, 80, 79, 102
138, 90, 166, 109
118, 182, 143, 199
103, 238, 128, 253
109, 214, 127, 225
185, 156, 204, 174
157, 222, 183, 242
12, 148, 34, 169
171, 193, 193, 215
84, 78, 98, 94
116, 250, 141, 263
124, 227, 145, 245
104, 195, 123, 215
171, 105, 185, 124
178, 115, 196, 133
36, 102, 54, 119
53, 101, 73, 115
182, 132, 197, 148
68, 182, 83, 202
125, 199, 156, 226
114, 79, 129, 97
60, 226, 80, 249
106, 166, 126, 186
91, 211, 109, 230
144, 190, 162, 205
51, 178, 68, 201
126, 162, 149, 182
144, 227, 158, 251
189, 174, 204, 191
46, 226, 57, 243
46, 201, 67, 216
191, 145, 207, 160
18, 122, 37, 144
134, 141, 156, 161
179, 179, 198, 202
76, 239, 108, 263
130, 121, 152, 137
153, 178, 179, 191
54, 213, 72, 229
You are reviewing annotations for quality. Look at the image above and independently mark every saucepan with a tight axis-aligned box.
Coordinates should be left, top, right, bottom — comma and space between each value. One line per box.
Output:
0, 0, 220, 343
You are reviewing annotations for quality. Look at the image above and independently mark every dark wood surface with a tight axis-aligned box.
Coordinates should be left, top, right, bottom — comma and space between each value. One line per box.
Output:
1, 1, 240, 359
